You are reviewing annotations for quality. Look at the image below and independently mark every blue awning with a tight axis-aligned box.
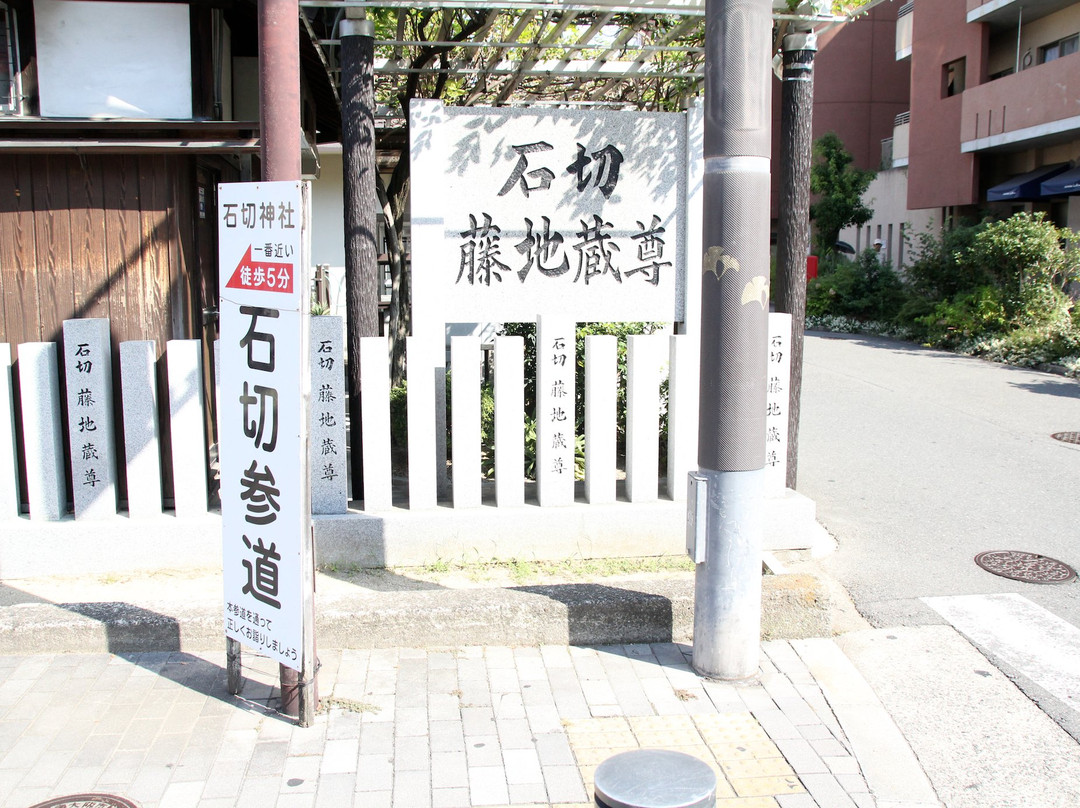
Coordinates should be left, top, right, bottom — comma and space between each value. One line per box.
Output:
1041, 165, 1080, 197
986, 163, 1069, 202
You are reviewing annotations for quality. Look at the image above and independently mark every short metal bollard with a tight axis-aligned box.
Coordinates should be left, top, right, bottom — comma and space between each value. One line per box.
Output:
593, 749, 717, 808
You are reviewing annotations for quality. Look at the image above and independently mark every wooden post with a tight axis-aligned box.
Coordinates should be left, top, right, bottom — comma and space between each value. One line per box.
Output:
774, 30, 816, 490
341, 13, 380, 501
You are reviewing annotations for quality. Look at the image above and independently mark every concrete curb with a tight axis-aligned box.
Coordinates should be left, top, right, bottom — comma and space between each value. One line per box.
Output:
0, 573, 831, 654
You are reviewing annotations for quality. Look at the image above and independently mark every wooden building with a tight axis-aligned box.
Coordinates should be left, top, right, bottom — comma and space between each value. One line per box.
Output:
0, 0, 339, 505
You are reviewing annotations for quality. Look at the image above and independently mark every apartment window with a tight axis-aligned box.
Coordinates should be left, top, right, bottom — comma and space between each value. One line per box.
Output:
943, 58, 966, 97
0, 3, 18, 114
1039, 34, 1079, 64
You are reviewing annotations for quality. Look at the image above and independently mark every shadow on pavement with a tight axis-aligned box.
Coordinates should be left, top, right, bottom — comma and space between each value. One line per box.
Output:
512, 582, 677, 645
0, 582, 294, 721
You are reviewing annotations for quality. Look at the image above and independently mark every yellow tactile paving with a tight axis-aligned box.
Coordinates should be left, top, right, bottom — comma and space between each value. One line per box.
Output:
708, 740, 786, 761
694, 714, 773, 743
721, 757, 798, 779
627, 714, 699, 732
564, 713, 806, 804
633, 729, 708, 747
699, 762, 739, 800
729, 775, 805, 798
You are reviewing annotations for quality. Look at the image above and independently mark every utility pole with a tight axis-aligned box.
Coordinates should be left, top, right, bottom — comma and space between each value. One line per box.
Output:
258, 0, 301, 181
774, 28, 816, 490
256, 0, 316, 725
693, 0, 772, 681
340, 11, 381, 502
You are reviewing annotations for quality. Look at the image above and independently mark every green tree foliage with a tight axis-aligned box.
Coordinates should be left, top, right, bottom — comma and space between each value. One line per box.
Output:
964, 212, 1080, 327
809, 133, 875, 257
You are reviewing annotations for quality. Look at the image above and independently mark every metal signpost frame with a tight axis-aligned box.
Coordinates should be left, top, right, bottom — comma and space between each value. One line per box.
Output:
218, 180, 317, 726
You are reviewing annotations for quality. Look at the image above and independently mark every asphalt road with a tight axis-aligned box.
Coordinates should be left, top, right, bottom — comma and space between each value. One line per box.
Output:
797, 331, 1080, 630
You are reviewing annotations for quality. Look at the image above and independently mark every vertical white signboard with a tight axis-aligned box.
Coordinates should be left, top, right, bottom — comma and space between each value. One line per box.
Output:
218, 181, 311, 672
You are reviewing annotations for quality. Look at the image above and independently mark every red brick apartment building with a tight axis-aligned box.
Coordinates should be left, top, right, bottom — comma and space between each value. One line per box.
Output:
840, 0, 1080, 265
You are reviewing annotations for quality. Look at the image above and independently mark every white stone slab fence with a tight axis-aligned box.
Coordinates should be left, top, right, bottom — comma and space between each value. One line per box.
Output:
1, 313, 791, 526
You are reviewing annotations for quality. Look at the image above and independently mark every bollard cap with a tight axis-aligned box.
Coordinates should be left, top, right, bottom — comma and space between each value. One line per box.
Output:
594, 749, 717, 808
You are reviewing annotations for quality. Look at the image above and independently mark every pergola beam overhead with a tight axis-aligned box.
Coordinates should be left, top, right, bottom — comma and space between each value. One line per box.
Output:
370, 57, 703, 79
299, 0, 867, 132
301, 0, 708, 15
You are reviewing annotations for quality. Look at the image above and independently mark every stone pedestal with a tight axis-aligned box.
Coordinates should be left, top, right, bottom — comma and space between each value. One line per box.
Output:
63, 318, 118, 519
450, 336, 481, 508
310, 316, 349, 513
494, 336, 525, 508
584, 335, 617, 505
120, 341, 163, 517
359, 335, 392, 511
0, 344, 20, 518
536, 316, 576, 507
626, 334, 665, 503
18, 343, 67, 521
167, 339, 208, 516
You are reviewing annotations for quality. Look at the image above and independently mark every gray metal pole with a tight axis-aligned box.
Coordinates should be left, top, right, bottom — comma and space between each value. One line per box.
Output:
693, 0, 772, 681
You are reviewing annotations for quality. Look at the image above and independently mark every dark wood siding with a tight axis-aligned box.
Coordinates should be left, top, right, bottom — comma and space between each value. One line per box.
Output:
0, 153, 193, 351
0, 153, 203, 509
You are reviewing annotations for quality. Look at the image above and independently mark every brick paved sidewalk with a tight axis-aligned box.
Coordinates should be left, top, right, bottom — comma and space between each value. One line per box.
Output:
0, 641, 930, 808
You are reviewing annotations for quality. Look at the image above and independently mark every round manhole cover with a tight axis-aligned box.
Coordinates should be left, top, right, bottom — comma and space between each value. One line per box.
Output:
1051, 432, 1080, 445
28, 796, 139, 808
974, 551, 1077, 585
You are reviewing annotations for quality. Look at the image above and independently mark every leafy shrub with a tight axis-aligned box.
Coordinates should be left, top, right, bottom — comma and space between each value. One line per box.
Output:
959, 323, 1080, 370
389, 382, 408, 450
498, 320, 666, 443
902, 219, 987, 300
964, 212, 1080, 326
493, 321, 668, 478
808, 212, 1080, 377
915, 285, 1008, 348
806, 248, 905, 322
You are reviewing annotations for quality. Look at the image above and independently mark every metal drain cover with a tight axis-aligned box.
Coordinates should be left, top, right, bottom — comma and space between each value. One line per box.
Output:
28, 796, 139, 808
1051, 432, 1080, 444
974, 551, 1077, 585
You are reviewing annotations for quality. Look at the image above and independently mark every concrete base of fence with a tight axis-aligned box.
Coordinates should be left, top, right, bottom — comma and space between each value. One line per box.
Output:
315, 489, 830, 569
0, 488, 831, 580
0, 513, 223, 579
0, 571, 833, 655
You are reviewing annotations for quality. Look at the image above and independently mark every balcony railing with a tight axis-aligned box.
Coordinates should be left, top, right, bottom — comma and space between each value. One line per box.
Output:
891, 113, 910, 167
896, 3, 913, 60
